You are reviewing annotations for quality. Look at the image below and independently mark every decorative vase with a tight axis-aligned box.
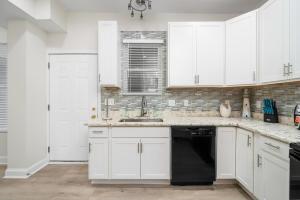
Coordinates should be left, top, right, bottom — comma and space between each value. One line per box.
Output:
220, 100, 232, 118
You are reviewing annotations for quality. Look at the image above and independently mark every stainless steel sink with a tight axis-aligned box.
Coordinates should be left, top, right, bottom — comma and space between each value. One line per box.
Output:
119, 118, 164, 123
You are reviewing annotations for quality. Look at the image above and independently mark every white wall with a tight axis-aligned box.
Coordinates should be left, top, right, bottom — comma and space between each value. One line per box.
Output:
6, 20, 47, 175
0, 27, 7, 43
47, 12, 238, 51
0, 26, 7, 164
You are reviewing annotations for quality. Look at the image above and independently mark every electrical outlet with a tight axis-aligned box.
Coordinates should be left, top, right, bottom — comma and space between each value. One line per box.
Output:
256, 100, 262, 109
108, 98, 115, 106
183, 100, 189, 107
168, 100, 176, 107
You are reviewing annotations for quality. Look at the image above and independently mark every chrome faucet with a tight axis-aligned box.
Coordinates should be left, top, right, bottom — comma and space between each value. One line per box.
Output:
140, 96, 147, 117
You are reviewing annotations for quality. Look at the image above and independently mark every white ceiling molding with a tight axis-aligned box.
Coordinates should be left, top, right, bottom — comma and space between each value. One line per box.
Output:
58, 0, 267, 14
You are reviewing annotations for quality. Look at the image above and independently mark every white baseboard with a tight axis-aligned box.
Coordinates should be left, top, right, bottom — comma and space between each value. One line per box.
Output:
4, 157, 48, 179
0, 156, 7, 165
91, 179, 170, 185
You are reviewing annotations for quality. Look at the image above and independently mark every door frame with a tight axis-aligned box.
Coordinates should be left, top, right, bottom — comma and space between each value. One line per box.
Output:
46, 50, 99, 163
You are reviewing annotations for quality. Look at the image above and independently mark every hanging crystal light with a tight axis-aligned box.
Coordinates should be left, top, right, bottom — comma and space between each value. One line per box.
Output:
128, 0, 152, 19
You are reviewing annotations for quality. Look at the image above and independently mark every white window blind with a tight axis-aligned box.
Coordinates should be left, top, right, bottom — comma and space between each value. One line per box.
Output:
122, 43, 163, 95
0, 44, 7, 132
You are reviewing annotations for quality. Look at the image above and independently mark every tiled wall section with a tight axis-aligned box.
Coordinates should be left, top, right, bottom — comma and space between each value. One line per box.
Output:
102, 87, 244, 115
250, 82, 300, 118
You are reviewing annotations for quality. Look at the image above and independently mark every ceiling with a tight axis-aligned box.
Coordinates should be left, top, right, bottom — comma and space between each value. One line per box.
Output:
58, 0, 267, 14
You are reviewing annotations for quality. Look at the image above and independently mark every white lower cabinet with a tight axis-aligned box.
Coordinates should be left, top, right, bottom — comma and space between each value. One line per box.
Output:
236, 128, 254, 193
254, 134, 264, 200
111, 138, 170, 180
140, 138, 170, 179
217, 127, 236, 179
88, 138, 109, 179
261, 151, 289, 200
89, 127, 170, 181
254, 135, 289, 200
111, 138, 141, 179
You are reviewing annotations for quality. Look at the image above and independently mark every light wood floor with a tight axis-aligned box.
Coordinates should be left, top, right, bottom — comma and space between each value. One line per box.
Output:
0, 165, 251, 200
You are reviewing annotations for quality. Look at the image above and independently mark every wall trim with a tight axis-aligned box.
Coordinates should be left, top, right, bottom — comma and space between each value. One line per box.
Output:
0, 156, 7, 165
4, 157, 48, 179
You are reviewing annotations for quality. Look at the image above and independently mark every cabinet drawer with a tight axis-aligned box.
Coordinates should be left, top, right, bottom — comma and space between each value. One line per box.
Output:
112, 127, 170, 138
261, 136, 289, 160
89, 127, 109, 138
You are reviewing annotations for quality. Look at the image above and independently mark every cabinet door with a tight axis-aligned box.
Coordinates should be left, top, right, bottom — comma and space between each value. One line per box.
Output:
168, 22, 197, 87
254, 134, 264, 200
111, 138, 140, 179
259, 0, 290, 83
98, 21, 119, 87
217, 127, 236, 179
262, 151, 289, 200
290, 0, 300, 79
226, 10, 257, 85
140, 138, 170, 180
196, 22, 225, 85
236, 128, 254, 193
88, 138, 109, 179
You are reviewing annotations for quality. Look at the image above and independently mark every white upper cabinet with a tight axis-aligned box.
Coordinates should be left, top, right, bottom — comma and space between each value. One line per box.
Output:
98, 21, 120, 87
168, 22, 197, 87
226, 10, 257, 85
168, 22, 225, 87
259, 0, 290, 83
196, 22, 225, 85
289, 0, 300, 79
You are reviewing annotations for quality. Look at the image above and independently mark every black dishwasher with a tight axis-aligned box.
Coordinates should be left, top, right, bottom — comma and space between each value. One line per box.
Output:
171, 126, 216, 185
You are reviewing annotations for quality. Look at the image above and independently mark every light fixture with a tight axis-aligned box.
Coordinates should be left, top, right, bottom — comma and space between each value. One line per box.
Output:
128, 0, 152, 19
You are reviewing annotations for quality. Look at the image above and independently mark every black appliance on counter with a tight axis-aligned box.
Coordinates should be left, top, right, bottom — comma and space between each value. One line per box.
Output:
290, 143, 300, 200
171, 126, 216, 185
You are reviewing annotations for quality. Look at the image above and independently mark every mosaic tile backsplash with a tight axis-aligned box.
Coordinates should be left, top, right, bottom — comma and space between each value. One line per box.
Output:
101, 31, 300, 123
251, 82, 300, 118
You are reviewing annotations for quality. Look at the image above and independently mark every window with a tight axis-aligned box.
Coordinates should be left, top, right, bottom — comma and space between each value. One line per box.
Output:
0, 44, 7, 132
122, 43, 163, 95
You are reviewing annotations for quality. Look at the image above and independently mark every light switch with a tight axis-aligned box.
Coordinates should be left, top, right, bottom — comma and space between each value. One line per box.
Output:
256, 100, 262, 109
183, 100, 189, 107
168, 100, 176, 107
108, 98, 115, 106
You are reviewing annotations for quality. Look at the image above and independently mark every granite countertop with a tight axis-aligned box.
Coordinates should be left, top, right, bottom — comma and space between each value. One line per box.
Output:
88, 117, 300, 144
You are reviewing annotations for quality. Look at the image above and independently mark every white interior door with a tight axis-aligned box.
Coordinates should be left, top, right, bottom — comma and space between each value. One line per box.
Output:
49, 54, 97, 161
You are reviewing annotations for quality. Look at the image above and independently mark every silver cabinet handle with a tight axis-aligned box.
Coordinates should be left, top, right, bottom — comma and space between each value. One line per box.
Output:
89, 143, 91, 153
194, 74, 199, 84
253, 71, 256, 82
247, 135, 251, 147
137, 143, 140, 153
288, 63, 293, 75
140, 143, 143, 154
283, 64, 288, 76
257, 154, 262, 167
264, 142, 280, 150
92, 130, 103, 134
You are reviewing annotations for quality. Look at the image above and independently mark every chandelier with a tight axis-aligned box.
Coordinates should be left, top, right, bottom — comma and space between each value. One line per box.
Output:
128, 0, 152, 19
